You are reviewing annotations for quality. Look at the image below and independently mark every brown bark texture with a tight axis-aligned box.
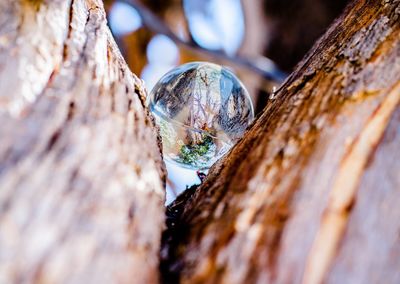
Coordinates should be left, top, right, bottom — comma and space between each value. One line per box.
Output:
0, 0, 165, 283
162, 1, 400, 284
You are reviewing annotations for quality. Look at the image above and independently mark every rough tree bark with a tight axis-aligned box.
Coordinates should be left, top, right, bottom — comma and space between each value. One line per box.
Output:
162, 1, 400, 284
1, 0, 400, 284
0, 0, 165, 283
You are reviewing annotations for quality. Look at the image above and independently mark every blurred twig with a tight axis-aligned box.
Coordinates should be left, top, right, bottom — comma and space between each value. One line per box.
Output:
119, 0, 287, 83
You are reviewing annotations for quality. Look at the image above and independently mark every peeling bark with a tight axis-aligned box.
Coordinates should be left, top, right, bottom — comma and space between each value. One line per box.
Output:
162, 1, 400, 283
0, 0, 165, 283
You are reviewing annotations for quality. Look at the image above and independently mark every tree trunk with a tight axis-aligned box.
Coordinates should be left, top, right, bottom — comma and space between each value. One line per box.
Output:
162, 1, 400, 284
0, 0, 165, 283
1, 0, 400, 284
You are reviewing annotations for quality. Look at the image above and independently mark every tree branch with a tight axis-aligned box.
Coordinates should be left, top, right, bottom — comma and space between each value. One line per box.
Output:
0, 1, 165, 282
119, 0, 287, 83
161, 1, 400, 283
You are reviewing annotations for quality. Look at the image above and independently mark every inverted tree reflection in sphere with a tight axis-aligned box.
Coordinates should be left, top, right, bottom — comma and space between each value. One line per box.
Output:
148, 62, 254, 170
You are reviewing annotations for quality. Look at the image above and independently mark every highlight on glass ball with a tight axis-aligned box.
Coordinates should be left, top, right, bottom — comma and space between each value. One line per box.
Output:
147, 62, 254, 170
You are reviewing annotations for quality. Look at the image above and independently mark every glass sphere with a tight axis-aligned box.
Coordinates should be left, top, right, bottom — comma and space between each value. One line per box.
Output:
147, 62, 254, 170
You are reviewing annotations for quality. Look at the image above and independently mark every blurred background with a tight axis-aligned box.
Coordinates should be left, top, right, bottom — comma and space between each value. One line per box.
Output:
104, 0, 349, 203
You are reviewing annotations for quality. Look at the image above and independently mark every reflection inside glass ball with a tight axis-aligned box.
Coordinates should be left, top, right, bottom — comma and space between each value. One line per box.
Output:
147, 62, 254, 170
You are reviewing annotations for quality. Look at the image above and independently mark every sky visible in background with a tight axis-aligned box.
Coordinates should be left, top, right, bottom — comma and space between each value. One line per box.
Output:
108, 0, 245, 90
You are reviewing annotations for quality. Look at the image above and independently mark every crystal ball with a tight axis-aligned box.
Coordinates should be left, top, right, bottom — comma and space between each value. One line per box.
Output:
147, 62, 254, 170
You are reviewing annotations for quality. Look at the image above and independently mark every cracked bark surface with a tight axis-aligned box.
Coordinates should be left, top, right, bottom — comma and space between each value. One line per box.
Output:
162, 1, 400, 283
0, 0, 165, 283
1, 0, 400, 283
